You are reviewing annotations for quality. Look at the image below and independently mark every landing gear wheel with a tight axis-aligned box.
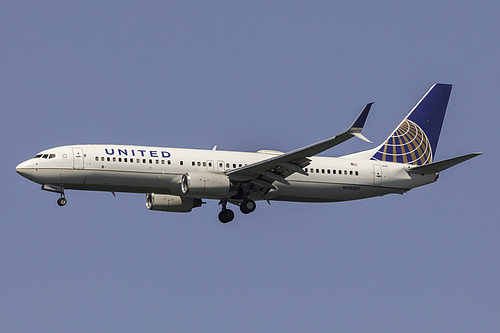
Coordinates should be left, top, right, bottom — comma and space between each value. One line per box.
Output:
218, 209, 234, 223
240, 199, 256, 214
57, 197, 67, 206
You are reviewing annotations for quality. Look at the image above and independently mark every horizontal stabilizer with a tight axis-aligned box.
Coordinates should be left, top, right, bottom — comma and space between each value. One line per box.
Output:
408, 152, 481, 174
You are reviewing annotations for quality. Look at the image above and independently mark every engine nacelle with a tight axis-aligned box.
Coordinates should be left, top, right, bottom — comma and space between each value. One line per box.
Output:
146, 193, 202, 213
180, 172, 232, 198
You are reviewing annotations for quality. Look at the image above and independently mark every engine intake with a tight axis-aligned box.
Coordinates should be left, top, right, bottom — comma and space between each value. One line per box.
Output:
180, 172, 232, 198
146, 193, 202, 213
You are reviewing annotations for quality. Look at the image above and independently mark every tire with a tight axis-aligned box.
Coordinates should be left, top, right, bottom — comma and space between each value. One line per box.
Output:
57, 198, 67, 206
240, 199, 256, 214
218, 209, 234, 223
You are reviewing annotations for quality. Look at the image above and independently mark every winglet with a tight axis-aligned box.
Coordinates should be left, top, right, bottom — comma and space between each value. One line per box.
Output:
349, 102, 373, 143
352, 132, 373, 143
350, 102, 374, 132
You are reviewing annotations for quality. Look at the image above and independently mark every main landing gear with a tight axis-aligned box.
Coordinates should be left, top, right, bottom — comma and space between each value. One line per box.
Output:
218, 199, 256, 223
218, 208, 234, 224
239, 199, 256, 214
218, 200, 234, 223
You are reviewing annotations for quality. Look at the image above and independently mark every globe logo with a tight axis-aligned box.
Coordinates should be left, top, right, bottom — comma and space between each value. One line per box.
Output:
371, 119, 432, 165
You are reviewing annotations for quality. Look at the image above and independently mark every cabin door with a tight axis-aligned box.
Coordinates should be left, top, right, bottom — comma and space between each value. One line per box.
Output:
73, 147, 84, 169
373, 165, 382, 186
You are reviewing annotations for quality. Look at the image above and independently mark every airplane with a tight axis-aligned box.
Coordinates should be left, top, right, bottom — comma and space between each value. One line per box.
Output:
16, 83, 481, 223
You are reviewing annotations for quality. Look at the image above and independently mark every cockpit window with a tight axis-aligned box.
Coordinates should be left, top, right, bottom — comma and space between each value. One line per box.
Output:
35, 153, 56, 159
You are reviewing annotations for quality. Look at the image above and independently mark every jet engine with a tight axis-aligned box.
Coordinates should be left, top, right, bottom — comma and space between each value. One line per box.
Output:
180, 172, 232, 198
146, 193, 202, 213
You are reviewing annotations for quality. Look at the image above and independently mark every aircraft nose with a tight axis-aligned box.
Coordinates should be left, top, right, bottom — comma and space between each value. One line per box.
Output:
16, 160, 35, 179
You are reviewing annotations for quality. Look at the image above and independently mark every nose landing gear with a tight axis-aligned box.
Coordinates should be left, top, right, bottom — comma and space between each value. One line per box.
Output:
41, 184, 67, 207
57, 196, 67, 206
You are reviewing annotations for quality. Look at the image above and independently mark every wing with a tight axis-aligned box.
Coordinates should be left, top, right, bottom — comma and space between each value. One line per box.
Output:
226, 103, 374, 192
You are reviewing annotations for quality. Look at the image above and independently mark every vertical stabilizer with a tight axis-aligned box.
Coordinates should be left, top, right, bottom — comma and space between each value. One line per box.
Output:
370, 83, 452, 165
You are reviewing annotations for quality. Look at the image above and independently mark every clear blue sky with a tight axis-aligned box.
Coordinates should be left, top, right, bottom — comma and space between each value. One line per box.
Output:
1, 1, 498, 332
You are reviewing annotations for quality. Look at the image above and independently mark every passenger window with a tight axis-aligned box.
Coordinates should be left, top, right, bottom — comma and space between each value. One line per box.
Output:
355, 171, 359, 176
168, 160, 171, 165
192, 161, 195, 166
118, 158, 122, 162
208, 162, 212, 167
107, 157, 111, 162
95, 156, 99, 161
344, 170, 347, 175
149, 159, 152, 164
233, 163, 236, 168
239, 164, 242, 167
322, 169, 325, 174
203, 162, 207, 167
161, 160, 165, 164
101, 157, 105, 161
113, 157, 116, 162
350, 170, 353, 175
143, 159, 146, 163
226, 163, 230, 168
137, 159, 140, 163
124, 158, 128, 162
156, 160, 159, 164
316, 169, 319, 173
327, 169, 330, 174
180, 161, 183, 165
333, 170, 336, 174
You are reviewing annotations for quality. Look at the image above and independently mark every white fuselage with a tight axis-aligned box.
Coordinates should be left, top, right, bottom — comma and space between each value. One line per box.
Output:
16, 144, 438, 203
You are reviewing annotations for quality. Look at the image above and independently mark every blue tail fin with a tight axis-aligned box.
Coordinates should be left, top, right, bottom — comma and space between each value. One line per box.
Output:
370, 83, 452, 165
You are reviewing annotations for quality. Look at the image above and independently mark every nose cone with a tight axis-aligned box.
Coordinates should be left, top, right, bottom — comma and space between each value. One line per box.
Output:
16, 160, 28, 174
16, 160, 37, 181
